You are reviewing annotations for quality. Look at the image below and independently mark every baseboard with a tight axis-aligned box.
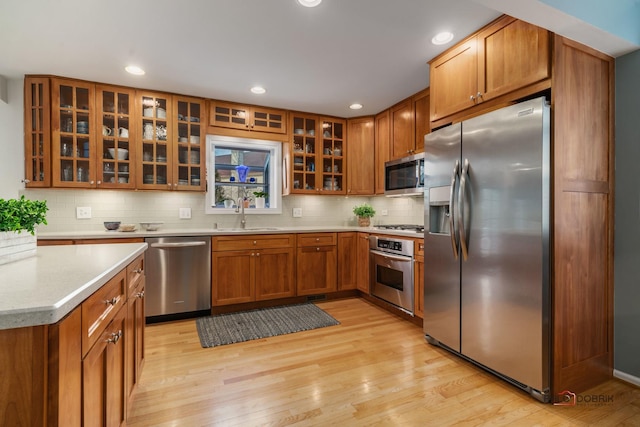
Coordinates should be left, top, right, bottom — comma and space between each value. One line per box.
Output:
613, 369, 640, 387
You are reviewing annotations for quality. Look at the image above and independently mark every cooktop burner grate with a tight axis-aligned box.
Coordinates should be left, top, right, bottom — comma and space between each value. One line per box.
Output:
376, 224, 424, 233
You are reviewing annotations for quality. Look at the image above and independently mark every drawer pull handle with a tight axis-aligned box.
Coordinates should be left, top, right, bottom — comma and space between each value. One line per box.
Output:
106, 330, 123, 344
136, 291, 145, 299
104, 297, 119, 306
134, 268, 143, 274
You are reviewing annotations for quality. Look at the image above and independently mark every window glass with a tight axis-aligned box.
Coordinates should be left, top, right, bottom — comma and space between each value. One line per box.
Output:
206, 135, 282, 214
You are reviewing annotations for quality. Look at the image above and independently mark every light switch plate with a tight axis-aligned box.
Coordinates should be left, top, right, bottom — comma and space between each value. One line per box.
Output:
381, 209, 388, 216
179, 207, 192, 219
293, 207, 303, 218
76, 206, 92, 219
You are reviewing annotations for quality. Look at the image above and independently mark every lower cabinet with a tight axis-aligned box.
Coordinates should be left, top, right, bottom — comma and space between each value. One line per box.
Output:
414, 239, 424, 319
83, 305, 126, 427
337, 232, 358, 290
0, 254, 145, 426
296, 233, 337, 295
356, 232, 370, 293
212, 234, 295, 306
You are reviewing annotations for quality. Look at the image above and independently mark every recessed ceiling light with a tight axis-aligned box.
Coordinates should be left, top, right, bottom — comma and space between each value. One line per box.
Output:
250, 86, 266, 94
349, 103, 363, 110
125, 65, 145, 75
297, 0, 322, 7
431, 32, 454, 45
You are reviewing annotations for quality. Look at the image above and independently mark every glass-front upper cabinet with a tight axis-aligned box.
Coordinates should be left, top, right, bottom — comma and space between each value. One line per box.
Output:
290, 114, 346, 195
51, 79, 95, 187
23, 77, 51, 187
137, 91, 171, 189
96, 85, 135, 189
174, 96, 204, 190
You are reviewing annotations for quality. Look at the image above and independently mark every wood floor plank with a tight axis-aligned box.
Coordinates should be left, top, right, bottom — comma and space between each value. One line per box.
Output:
127, 298, 640, 426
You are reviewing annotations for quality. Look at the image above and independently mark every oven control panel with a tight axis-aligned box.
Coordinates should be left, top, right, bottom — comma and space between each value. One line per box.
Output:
378, 239, 403, 251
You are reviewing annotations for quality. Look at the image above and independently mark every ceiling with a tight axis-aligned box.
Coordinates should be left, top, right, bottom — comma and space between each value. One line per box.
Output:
0, 1, 636, 118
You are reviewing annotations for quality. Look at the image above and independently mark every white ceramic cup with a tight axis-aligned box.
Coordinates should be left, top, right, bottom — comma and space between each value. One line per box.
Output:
102, 125, 112, 136
189, 135, 200, 144
119, 127, 129, 138
143, 123, 154, 140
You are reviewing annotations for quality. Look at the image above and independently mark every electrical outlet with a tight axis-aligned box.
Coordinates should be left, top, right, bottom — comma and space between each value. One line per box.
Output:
76, 206, 92, 219
292, 207, 303, 218
179, 207, 192, 219
381, 209, 388, 216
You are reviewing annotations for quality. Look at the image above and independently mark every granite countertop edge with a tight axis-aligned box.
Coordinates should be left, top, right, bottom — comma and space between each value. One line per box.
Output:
0, 243, 148, 330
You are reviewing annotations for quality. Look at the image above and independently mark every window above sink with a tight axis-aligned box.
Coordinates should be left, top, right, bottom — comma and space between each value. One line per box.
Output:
205, 135, 283, 214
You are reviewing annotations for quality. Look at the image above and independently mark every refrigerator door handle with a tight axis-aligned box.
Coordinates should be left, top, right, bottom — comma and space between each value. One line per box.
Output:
459, 158, 470, 261
449, 160, 460, 259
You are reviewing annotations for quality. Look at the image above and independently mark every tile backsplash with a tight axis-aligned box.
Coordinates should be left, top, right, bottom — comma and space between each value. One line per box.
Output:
21, 189, 424, 232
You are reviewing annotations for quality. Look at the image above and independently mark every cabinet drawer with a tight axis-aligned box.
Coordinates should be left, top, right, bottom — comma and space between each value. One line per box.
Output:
297, 233, 337, 247
81, 269, 126, 356
212, 234, 295, 251
126, 254, 145, 297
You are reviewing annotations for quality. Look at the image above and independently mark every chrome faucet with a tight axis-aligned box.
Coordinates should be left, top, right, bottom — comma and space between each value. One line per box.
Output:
235, 187, 246, 228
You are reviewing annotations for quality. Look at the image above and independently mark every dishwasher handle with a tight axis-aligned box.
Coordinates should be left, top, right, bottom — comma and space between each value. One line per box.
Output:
150, 241, 207, 249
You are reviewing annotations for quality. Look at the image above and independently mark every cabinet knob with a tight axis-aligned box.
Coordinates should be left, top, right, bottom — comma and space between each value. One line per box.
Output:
477, 92, 483, 99
97, 180, 101, 185
22, 179, 31, 184
104, 297, 118, 306
256, 252, 260, 257
136, 291, 145, 299
316, 247, 320, 251
134, 268, 143, 274
316, 238, 320, 242
470, 95, 476, 101
106, 330, 123, 344
253, 241, 257, 245
168, 184, 172, 188
90, 180, 95, 185
251, 253, 255, 257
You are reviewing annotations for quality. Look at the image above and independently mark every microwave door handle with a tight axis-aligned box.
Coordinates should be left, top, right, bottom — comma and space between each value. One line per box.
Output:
458, 158, 470, 261
449, 160, 460, 260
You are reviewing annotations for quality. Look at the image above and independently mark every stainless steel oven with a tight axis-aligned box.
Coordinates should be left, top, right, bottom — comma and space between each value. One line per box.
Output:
369, 235, 414, 315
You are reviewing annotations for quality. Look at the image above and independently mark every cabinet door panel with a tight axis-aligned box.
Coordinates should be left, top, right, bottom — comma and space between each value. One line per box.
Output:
296, 246, 337, 295
24, 77, 51, 187
429, 39, 478, 122
356, 233, 370, 293
479, 17, 550, 101
251, 107, 287, 134
347, 117, 375, 195
337, 233, 358, 290
255, 248, 295, 300
375, 111, 390, 194
390, 99, 414, 159
212, 250, 254, 305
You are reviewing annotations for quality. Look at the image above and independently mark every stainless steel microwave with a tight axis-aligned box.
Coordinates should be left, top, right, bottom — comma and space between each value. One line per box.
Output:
384, 152, 425, 196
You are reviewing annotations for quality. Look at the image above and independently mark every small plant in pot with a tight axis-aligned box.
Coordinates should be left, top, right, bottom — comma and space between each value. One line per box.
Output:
253, 190, 268, 209
0, 195, 48, 264
353, 203, 375, 227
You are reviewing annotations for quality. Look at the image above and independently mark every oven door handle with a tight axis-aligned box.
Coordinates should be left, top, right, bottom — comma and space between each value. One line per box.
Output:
370, 249, 413, 263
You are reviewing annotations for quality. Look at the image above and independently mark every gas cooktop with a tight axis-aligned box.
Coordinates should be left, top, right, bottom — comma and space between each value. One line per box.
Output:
375, 224, 424, 233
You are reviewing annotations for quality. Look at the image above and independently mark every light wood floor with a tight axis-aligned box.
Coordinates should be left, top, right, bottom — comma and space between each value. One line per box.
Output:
127, 298, 640, 426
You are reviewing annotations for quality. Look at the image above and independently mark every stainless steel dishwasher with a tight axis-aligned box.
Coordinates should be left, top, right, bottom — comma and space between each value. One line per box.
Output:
145, 236, 211, 321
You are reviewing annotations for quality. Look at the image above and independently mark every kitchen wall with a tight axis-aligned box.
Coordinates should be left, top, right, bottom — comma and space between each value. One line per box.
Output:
0, 77, 24, 199
614, 48, 640, 385
21, 188, 423, 232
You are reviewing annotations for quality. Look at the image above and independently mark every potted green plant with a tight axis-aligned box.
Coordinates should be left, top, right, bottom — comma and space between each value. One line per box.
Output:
0, 195, 48, 265
253, 190, 268, 209
353, 203, 375, 227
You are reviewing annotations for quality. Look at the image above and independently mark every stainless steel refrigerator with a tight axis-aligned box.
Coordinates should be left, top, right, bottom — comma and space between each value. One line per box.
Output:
423, 96, 551, 402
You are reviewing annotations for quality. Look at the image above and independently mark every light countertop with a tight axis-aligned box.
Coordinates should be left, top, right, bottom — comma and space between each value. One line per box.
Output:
0, 242, 147, 330
37, 226, 424, 240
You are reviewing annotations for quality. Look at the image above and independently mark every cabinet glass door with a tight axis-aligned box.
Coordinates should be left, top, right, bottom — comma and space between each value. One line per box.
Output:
175, 97, 204, 190
139, 93, 171, 189
24, 78, 50, 187
97, 86, 134, 188
52, 80, 95, 187
320, 118, 345, 194
291, 114, 317, 193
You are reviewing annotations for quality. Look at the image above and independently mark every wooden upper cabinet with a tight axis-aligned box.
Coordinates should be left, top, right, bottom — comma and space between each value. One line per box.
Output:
430, 38, 478, 122
478, 16, 550, 102
390, 98, 415, 159
23, 77, 51, 187
346, 116, 375, 195
209, 100, 287, 134
374, 110, 390, 194
430, 15, 550, 124
412, 88, 430, 153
